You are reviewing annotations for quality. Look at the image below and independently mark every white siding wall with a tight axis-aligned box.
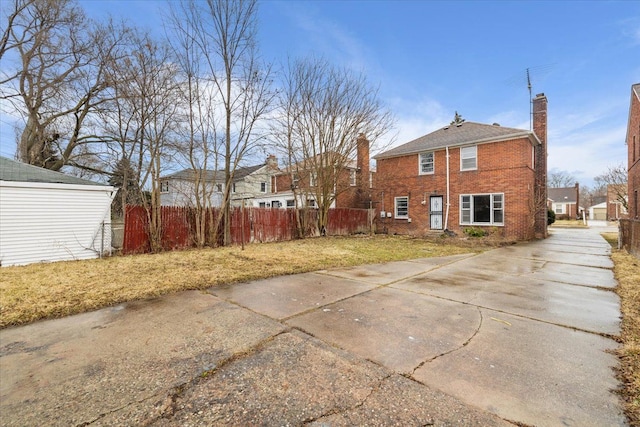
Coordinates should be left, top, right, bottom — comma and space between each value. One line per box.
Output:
0, 181, 115, 267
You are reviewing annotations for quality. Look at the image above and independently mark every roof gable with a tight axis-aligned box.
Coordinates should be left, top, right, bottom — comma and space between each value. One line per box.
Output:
161, 163, 272, 183
375, 121, 535, 159
548, 187, 578, 203
0, 157, 107, 186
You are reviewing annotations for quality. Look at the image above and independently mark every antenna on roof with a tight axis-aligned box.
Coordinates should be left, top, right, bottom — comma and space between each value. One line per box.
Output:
503, 64, 554, 131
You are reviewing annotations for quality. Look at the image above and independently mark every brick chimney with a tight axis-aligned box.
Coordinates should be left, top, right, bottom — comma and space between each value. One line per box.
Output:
266, 155, 278, 169
533, 93, 548, 238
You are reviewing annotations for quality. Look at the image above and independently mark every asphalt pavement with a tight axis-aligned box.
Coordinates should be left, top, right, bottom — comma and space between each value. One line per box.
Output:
0, 225, 627, 426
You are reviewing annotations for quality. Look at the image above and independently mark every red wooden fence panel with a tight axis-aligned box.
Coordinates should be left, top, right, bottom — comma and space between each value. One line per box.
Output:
327, 208, 370, 235
252, 208, 296, 242
123, 205, 150, 254
123, 205, 372, 254
161, 206, 190, 250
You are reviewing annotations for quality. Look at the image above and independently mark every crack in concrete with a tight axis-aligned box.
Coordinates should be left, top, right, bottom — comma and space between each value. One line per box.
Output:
300, 372, 395, 425
82, 329, 294, 426
409, 307, 484, 377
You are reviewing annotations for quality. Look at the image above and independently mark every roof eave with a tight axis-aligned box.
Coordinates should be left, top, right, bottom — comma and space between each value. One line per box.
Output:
375, 131, 535, 160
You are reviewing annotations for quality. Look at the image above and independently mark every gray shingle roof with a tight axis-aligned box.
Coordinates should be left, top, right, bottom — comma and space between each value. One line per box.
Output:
375, 121, 536, 159
161, 163, 267, 182
548, 187, 579, 203
0, 156, 108, 186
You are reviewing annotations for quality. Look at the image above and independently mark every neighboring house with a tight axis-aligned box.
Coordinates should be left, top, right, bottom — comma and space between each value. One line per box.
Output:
627, 83, 640, 219
159, 156, 280, 207
0, 157, 115, 266
254, 134, 375, 209
589, 202, 607, 221
606, 184, 628, 220
548, 184, 581, 220
373, 94, 548, 241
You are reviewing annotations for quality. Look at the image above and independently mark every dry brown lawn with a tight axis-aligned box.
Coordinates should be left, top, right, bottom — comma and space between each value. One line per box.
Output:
551, 219, 588, 227
602, 232, 640, 426
0, 234, 484, 329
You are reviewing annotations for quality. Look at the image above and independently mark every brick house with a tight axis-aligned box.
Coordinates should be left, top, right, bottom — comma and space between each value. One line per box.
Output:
373, 94, 548, 240
253, 135, 374, 209
627, 83, 640, 219
548, 184, 581, 220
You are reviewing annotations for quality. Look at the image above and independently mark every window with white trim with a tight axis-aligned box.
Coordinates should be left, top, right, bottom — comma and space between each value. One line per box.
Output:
460, 145, 477, 171
419, 152, 434, 174
260, 182, 267, 193
460, 193, 503, 225
349, 169, 356, 186
160, 181, 169, 193
216, 183, 223, 192
554, 203, 565, 214
395, 196, 409, 219
286, 199, 295, 208
310, 172, 317, 187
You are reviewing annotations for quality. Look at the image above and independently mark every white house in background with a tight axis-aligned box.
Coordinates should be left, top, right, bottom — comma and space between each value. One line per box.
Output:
159, 156, 280, 207
0, 157, 115, 267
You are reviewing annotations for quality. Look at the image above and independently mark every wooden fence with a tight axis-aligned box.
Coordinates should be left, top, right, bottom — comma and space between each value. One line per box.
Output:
619, 219, 640, 258
123, 205, 372, 254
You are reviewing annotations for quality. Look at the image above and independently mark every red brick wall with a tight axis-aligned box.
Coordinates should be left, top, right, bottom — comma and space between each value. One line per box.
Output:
628, 87, 640, 219
375, 137, 537, 240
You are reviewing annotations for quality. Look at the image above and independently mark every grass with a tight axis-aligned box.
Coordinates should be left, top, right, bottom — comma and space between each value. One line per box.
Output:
550, 219, 588, 227
0, 234, 485, 329
602, 232, 640, 426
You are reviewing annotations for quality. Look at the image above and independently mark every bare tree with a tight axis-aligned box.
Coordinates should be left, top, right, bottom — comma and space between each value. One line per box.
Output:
548, 169, 576, 188
99, 32, 181, 251
165, 1, 223, 247
595, 162, 629, 210
272, 57, 393, 235
175, 0, 275, 246
1, 0, 128, 171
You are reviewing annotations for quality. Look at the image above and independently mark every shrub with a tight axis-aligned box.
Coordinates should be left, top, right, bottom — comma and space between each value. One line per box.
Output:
463, 227, 487, 237
547, 209, 556, 225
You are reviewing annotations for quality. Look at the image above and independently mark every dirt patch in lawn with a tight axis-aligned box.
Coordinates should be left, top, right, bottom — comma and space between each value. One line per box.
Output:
0, 234, 502, 329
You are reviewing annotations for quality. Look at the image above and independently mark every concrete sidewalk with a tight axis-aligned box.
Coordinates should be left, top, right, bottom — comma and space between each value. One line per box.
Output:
0, 228, 627, 426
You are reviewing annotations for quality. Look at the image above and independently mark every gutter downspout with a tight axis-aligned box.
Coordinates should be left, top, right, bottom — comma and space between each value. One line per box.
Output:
444, 146, 450, 230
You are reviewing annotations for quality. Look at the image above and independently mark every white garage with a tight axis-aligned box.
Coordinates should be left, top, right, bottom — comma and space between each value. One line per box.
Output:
0, 157, 115, 267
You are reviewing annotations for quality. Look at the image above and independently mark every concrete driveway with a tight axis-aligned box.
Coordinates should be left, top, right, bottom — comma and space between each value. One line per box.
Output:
0, 227, 627, 426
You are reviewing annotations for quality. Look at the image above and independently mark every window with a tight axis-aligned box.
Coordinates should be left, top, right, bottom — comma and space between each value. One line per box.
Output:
460, 193, 504, 225
460, 145, 477, 171
307, 199, 317, 208
272, 200, 282, 208
286, 199, 295, 208
292, 173, 299, 189
419, 152, 434, 174
160, 181, 169, 193
350, 169, 356, 186
395, 196, 409, 219
310, 172, 317, 187
232, 182, 236, 193
260, 182, 267, 193
216, 183, 223, 192
554, 203, 565, 214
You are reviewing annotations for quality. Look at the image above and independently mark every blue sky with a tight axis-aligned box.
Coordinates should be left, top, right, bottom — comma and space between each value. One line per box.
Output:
2, 0, 639, 188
